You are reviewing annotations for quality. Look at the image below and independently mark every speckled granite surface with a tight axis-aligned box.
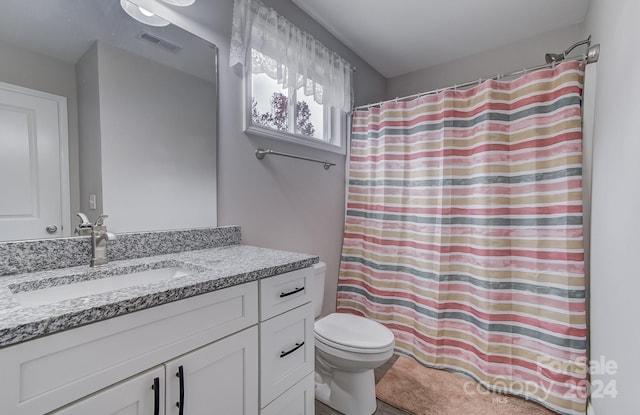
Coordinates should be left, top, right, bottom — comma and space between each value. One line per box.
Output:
0, 245, 318, 348
0, 226, 241, 276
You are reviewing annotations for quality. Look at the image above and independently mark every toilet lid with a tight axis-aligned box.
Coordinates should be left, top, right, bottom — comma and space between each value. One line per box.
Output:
314, 313, 394, 350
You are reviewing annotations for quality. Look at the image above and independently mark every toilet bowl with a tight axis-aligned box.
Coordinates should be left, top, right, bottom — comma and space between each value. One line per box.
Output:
313, 263, 395, 415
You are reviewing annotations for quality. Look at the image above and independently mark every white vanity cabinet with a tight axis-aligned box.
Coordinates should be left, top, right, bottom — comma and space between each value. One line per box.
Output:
258, 267, 316, 414
0, 281, 259, 415
0, 263, 317, 415
52, 326, 258, 415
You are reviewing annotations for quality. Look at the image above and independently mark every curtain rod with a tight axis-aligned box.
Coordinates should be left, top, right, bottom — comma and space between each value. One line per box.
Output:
353, 42, 600, 112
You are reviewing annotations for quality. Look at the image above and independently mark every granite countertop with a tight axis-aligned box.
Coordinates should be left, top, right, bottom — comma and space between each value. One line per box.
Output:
0, 245, 318, 348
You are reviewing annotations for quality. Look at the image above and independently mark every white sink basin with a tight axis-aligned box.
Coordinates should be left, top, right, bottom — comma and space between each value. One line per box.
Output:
12, 267, 192, 307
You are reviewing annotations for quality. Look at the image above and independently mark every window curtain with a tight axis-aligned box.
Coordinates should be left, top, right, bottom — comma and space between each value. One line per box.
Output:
338, 61, 588, 415
230, 0, 353, 112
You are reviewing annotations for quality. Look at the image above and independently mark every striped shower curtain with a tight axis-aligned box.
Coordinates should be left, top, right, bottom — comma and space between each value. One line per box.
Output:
338, 61, 588, 415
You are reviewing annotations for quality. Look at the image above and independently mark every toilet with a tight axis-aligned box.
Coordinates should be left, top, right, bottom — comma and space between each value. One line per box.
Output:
313, 262, 395, 415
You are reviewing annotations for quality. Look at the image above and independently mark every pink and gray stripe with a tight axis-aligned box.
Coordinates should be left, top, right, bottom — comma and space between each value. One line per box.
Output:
338, 61, 588, 415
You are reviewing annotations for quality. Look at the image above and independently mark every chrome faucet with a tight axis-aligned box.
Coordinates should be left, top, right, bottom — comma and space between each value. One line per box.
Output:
90, 214, 117, 268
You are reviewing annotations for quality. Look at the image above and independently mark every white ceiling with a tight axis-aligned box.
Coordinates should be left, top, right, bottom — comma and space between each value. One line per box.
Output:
291, 0, 590, 78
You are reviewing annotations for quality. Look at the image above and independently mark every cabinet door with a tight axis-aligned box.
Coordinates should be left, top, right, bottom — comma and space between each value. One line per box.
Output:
165, 326, 258, 415
50, 366, 164, 415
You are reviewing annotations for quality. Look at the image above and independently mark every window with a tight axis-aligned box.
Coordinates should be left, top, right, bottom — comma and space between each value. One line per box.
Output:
246, 50, 345, 152
231, 0, 353, 154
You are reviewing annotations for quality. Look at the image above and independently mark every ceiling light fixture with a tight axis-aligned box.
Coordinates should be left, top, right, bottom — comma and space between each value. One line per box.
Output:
138, 6, 155, 17
120, 0, 170, 27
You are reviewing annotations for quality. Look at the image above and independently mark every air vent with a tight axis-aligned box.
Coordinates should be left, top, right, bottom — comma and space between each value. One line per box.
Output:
137, 31, 182, 53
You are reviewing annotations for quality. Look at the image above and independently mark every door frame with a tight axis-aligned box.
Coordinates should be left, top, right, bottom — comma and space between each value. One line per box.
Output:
0, 81, 71, 238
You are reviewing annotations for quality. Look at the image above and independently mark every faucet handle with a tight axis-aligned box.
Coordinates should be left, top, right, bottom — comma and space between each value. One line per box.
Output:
75, 212, 93, 236
76, 212, 91, 225
94, 214, 109, 227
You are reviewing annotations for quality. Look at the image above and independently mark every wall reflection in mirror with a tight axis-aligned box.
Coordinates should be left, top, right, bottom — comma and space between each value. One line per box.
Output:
0, 0, 218, 242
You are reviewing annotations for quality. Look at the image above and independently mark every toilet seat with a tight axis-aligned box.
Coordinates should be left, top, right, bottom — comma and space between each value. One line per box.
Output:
314, 313, 394, 354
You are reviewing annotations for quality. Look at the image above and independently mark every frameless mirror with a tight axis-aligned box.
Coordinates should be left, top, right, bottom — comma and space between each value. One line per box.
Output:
0, 0, 217, 242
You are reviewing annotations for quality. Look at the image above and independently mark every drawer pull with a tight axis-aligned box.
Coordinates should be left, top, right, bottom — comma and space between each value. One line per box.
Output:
152, 377, 160, 415
280, 286, 304, 298
176, 365, 185, 415
280, 341, 305, 358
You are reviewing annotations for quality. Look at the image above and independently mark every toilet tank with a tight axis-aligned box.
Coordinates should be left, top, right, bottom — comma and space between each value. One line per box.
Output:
312, 262, 326, 318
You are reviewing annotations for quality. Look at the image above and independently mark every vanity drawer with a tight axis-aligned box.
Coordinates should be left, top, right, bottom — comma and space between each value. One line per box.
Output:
260, 302, 314, 408
259, 266, 314, 321
261, 372, 315, 415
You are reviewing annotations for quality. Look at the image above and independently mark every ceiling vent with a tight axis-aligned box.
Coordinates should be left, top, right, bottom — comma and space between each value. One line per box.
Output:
137, 31, 182, 53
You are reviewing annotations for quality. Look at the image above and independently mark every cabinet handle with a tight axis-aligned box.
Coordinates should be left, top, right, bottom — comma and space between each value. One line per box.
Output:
280, 286, 304, 298
151, 377, 160, 415
176, 366, 185, 415
280, 341, 305, 358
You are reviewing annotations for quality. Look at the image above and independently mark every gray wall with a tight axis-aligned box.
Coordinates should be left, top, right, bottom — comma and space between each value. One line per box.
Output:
0, 39, 80, 233
133, 0, 386, 315
76, 43, 104, 224
218, 0, 386, 315
76, 41, 218, 233
386, 23, 585, 99
583, 0, 639, 413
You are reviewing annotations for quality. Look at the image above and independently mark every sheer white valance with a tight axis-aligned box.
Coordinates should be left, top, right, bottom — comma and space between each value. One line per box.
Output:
230, 0, 353, 113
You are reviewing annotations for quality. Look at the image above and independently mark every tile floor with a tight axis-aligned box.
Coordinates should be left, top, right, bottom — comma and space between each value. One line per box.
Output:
314, 355, 409, 415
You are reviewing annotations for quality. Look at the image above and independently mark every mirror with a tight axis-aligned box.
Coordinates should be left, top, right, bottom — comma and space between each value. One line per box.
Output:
0, 0, 217, 242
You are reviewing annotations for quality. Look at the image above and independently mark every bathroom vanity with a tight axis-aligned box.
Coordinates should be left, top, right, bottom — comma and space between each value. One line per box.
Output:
0, 228, 317, 415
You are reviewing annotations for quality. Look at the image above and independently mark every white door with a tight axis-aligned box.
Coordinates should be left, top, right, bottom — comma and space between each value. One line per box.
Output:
165, 326, 259, 415
0, 81, 69, 241
50, 366, 164, 415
